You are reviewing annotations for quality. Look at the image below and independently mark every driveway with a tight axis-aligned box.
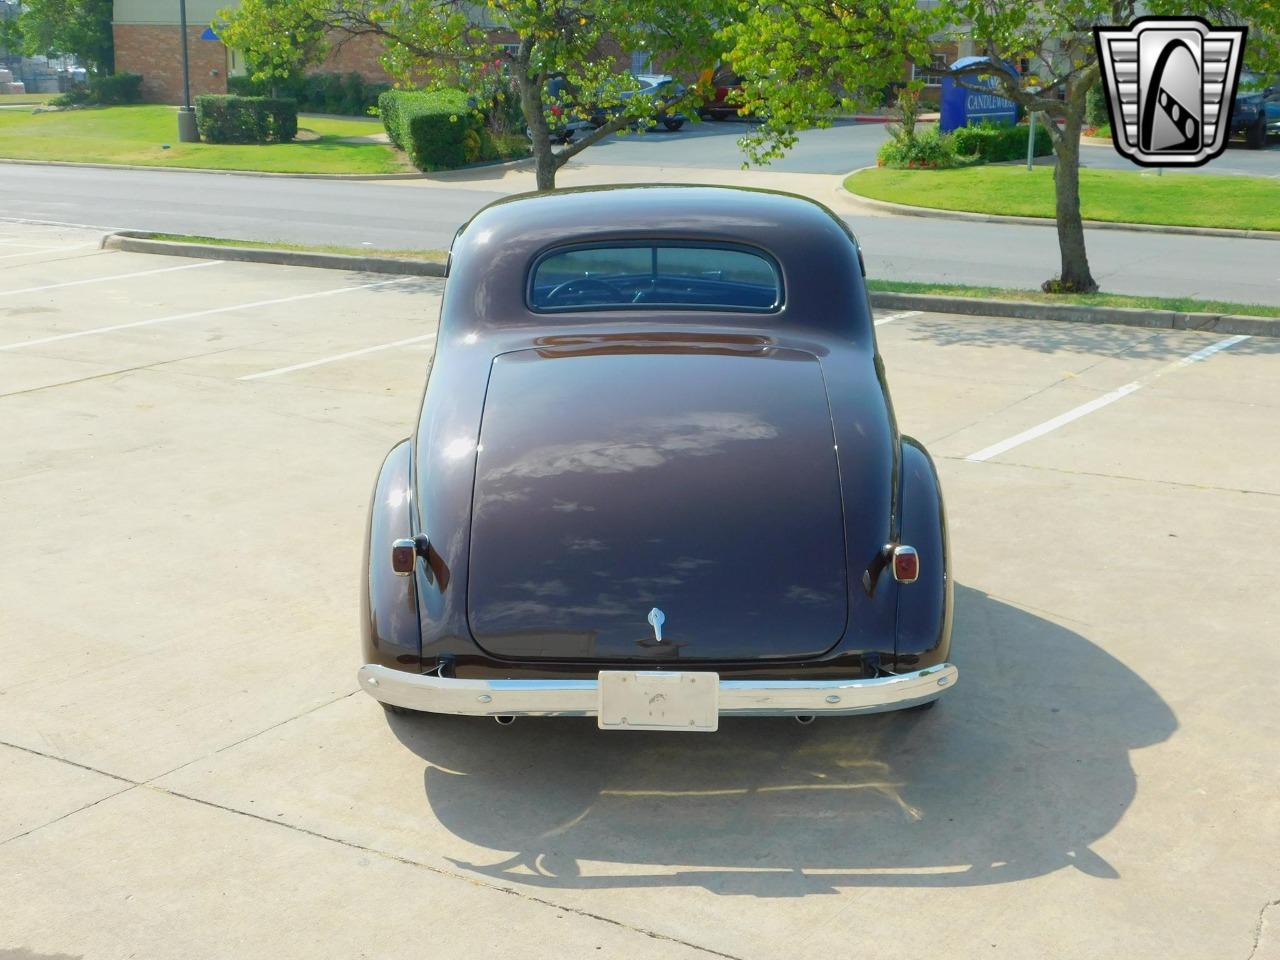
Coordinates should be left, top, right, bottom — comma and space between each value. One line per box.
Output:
581, 118, 1280, 176
2, 224, 1278, 959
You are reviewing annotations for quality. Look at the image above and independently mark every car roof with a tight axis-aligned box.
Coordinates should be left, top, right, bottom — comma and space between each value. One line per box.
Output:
458, 184, 853, 248
446, 185, 870, 335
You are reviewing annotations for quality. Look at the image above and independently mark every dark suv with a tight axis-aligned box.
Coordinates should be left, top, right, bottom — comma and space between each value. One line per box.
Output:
1231, 72, 1278, 149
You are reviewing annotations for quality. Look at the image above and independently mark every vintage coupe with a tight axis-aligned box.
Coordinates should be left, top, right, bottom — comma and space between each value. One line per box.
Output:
359, 185, 956, 730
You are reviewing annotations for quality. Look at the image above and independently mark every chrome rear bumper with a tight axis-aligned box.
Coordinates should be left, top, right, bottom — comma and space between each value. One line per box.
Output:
358, 663, 957, 718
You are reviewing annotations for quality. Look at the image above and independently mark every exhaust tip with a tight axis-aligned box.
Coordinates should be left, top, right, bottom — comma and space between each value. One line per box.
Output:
493, 715, 516, 726
794, 715, 816, 725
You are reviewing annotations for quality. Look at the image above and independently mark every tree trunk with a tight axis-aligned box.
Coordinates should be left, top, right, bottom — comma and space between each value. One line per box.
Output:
515, 68, 557, 190
1048, 107, 1098, 293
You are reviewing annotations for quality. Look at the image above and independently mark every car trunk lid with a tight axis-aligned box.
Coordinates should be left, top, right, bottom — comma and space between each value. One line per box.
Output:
466, 345, 848, 661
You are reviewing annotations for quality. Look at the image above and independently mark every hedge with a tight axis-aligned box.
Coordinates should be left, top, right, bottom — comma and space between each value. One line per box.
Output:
51, 72, 143, 107
194, 95, 298, 144
377, 89, 490, 170
952, 121, 1052, 163
228, 72, 391, 117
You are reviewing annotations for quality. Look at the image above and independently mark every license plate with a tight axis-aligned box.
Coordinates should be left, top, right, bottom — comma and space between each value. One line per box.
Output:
597, 671, 719, 732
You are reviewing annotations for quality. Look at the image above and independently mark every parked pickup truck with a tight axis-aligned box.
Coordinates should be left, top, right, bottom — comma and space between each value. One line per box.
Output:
1231, 72, 1278, 149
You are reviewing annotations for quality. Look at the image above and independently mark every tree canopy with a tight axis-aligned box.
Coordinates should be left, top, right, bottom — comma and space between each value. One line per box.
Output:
5, 0, 114, 74
218, 0, 731, 188
725, 0, 1280, 292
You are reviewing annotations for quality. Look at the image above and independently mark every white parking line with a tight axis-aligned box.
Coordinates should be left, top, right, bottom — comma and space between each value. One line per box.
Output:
0, 260, 219, 298
965, 334, 1250, 463
0, 277, 415, 351
239, 332, 438, 381
874, 311, 922, 327
0, 243, 99, 262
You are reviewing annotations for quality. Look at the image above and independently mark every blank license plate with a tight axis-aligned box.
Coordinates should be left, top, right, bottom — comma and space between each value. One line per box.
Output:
597, 671, 719, 732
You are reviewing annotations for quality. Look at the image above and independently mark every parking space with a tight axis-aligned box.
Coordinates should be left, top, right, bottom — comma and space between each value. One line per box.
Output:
2, 226, 1278, 960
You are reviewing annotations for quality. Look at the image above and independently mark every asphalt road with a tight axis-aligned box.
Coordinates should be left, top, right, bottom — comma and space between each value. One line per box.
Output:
4, 157, 1277, 303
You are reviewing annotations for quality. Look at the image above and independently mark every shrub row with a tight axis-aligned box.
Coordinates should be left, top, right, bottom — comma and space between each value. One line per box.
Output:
194, 95, 298, 144
378, 88, 524, 171
952, 121, 1052, 163
51, 72, 143, 107
878, 121, 1055, 170
228, 72, 390, 117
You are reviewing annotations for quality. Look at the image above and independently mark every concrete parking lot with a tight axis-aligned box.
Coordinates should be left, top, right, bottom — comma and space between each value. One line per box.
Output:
1, 223, 1278, 960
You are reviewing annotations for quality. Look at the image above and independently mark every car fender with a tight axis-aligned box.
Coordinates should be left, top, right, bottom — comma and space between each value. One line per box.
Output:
360, 439, 422, 669
894, 436, 953, 668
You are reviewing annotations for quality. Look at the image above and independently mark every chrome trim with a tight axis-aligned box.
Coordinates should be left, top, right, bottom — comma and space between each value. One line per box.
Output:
357, 663, 958, 719
647, 607, 666, 644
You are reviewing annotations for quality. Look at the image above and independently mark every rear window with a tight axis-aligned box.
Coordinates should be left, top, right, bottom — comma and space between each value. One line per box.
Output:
529, 244, 782, 312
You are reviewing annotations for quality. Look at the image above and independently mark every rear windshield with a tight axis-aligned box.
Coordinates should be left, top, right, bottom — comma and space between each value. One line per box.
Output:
529, 244, 782, 312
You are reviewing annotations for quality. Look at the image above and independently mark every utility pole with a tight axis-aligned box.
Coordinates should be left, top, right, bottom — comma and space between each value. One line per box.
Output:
176, 0, 199, 141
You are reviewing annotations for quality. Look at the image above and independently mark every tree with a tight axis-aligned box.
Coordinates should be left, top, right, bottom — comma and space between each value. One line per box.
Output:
218, 0, 729, 189
12, 0, 114, 74
725, 0, 1280, 293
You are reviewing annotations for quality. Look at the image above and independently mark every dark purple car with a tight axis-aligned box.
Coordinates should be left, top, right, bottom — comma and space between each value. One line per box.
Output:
359, 185, 955, 731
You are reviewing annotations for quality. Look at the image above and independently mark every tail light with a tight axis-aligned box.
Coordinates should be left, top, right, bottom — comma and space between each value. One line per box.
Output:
551, 105, 564, 118
391, 539, 417, 576
891, 545, 919, 584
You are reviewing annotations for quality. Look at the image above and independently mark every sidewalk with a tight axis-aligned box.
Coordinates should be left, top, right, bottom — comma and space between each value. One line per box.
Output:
387, 159, 859, 214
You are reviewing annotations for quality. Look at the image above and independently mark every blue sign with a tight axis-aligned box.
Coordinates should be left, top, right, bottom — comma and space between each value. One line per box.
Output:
939, 56, 1019, 132
200, 26, 219, 41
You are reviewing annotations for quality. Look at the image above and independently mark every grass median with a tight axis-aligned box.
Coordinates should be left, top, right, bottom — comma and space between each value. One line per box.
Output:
0, 104, 408, 174
0, 93, 59, 106
847, 165, 1280, 232
147, 234, 447, 261
867, 279, 1280, 319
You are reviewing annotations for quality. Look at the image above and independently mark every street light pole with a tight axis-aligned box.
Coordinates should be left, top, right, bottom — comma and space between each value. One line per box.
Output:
176, 0, 199, 141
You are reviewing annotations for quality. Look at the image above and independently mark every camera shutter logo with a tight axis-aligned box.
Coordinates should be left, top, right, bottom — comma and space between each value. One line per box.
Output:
1094, 16, 1247, 167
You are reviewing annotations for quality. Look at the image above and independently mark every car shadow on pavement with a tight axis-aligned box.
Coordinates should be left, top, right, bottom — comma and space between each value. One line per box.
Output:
387, 584, 1176, 895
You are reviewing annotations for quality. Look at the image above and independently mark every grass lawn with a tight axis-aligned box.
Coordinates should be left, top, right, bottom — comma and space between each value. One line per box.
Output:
0, 92, 60, 106
847, 165, 1280, 232
0, 104, 409, 174
148, 233, 447, 261
866, 279, 1280, 319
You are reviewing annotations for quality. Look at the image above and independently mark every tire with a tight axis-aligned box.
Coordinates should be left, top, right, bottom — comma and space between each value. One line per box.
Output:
905, 698, 938, 713
663, 119, 685, 132
380, 702, 416, 717
1246, 115, 1267, 149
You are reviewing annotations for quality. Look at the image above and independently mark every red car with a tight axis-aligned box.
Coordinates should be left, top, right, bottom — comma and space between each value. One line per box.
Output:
698, 65, 747, 121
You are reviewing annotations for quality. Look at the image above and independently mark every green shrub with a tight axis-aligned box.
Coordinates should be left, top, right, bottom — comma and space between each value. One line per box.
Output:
876, 125, 958, 169
378, 88, 521, 170
228, 72, 389, 116
952, 121, 1052, 163
194, 95, 298, 143
226, 75, 268, 98
1086, 81, 1109, 128
51, 72, 144, 107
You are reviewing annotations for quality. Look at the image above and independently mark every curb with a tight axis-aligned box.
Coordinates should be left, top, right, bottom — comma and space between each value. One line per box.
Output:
100, 232, 1278, 338
0, 156, 428, 181
0, 154, 533, 181
839, 174, 1280, 242
868, 291, 1279, 338
101, 232, 446, 277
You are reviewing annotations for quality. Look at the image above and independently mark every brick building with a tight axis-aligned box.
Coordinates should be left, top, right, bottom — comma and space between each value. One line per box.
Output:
112, 0, 392, 103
